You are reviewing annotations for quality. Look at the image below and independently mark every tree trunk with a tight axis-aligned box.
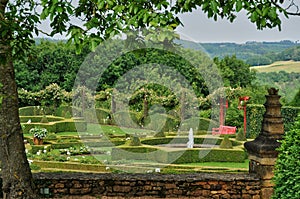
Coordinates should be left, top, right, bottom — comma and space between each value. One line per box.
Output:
0, 45, 40, 198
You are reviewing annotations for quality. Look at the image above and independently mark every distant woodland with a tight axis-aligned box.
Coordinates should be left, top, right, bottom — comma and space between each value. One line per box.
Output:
177, 39, 300, 66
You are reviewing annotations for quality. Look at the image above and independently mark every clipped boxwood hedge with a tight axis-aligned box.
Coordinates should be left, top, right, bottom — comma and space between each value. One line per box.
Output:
180, 117, 218, 131
19, 106, 53, 116
110, 111, 141, 128
247, 105, 300, 138
96, 108, 111, 124
33, 161, 106, 172
143, 113, 180, 132
21, 118, 87, 133
20, 115, 64, 123
141, 137, 241, 147
111, 146, 246, 163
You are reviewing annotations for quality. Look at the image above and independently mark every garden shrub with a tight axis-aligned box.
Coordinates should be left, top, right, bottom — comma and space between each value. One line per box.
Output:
246, 104, 265, 138
141, 137, 224, 146
143, 113, 180, 132
172, 149, 245, 163
281, 106, 300, 132
154, 131, 166, 137
51, 142, 84, 150
20, 115, 64, 123
40, 115, 49, 123
111, 111, 141, 128
111, 147, 246, 163
64, 111, 72, 119
180, 117, 218, 131
273, 114, 300, 199
96, 108, 111, 124
19, 106, 53, 116
129, 135, 141, 146
21, 117, 87, 133
236, 128, 247, 141
247, 105, 300, 138
33, 161, 106, 172
111, 146, 162, 162
220, 135, 233, 149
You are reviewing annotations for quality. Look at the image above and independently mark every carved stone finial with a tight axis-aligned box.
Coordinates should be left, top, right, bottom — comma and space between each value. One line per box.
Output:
268, 87, 279, 95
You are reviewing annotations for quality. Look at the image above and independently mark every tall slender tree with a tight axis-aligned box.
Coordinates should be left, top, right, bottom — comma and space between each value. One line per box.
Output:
1, 0, 300, 198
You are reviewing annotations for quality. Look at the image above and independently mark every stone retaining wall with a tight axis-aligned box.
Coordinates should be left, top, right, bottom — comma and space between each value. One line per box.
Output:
32, 172, 261, 198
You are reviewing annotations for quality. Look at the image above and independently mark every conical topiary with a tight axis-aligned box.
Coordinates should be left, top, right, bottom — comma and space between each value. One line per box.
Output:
40, 115, 49, 123
129, 134, 141, 146
236, 128, 247, 141
220, 135, 233, 149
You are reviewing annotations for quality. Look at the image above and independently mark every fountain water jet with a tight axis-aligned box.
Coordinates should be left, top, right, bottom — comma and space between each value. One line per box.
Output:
187, 128, 194, 148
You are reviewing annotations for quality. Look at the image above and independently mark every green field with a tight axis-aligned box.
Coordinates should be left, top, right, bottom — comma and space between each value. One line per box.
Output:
251, 61, 300, 73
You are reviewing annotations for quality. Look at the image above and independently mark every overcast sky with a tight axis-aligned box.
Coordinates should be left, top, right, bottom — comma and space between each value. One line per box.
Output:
44, 7, 300, 44
176, 9, 300, 43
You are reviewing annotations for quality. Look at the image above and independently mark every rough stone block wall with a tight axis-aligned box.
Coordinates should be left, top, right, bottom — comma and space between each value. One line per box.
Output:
33, 172, 261, 198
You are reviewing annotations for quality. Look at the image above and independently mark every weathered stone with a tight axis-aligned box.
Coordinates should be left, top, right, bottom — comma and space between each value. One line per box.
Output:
55, 183, 65, 188
113, 185, 131, 193
165, 183, 177, 189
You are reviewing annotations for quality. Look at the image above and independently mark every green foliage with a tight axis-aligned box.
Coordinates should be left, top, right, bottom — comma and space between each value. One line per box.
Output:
112, 147, 246, 163
178, 40, 298, 66
246, 104, 266, 138
18, 84, 71, 108
219, 136, 233, 149
129, 135, 142, 146
213, 55, 256, 88
236, 128, 247, 141
247, 105, 300, 138
273, 114, 300, 199
289, 88, 300, 107
21, 116, 87, 133
29, 127, 48, 139
14, 40, 89, 92
29, 164, 41, 171
154, 131, 166, 138
40, 115, 49, 123
254, 71, 300, 105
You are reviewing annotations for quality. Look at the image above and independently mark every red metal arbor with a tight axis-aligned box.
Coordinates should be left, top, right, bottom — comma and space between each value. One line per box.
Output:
212, 98, 237, 135
238, 96, 251, 137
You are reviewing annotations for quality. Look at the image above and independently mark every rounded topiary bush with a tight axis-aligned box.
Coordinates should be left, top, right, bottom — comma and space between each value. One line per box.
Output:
272, 114, 300, 199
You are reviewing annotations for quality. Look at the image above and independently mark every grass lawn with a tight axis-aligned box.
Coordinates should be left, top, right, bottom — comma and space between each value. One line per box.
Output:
251, 60, 300, 73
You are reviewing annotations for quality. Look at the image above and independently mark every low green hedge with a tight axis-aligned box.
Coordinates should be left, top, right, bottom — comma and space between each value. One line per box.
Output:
20, 115, 64, 123
247, 105, 300, 138
180, 117, 218, 131
111, 111, 141, 128
141, 137, 241, 147
143, 113, 180, 132
21, 118, 87, 133
170, 149, 246, 163
111, 146, 246, 163
33, 161, 106, 172
19, 106, 53, 116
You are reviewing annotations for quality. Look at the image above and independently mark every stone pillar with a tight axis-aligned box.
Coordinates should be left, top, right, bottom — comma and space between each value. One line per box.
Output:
244, 88, 284, 199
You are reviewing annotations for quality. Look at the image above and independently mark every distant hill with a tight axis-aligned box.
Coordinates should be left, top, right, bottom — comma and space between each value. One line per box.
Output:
176, 39, 300, 66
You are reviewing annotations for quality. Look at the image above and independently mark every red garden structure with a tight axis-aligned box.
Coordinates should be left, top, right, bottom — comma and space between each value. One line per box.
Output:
212, 98, 237, 135
238, 96, 251, 137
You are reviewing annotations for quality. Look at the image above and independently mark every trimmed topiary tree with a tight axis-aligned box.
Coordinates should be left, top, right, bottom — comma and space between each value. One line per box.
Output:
40, 115, 49, 123
129, 134, 141, 146
220, 135, 233, 149
272, 114, 300, 199
236, 128, 247, 141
